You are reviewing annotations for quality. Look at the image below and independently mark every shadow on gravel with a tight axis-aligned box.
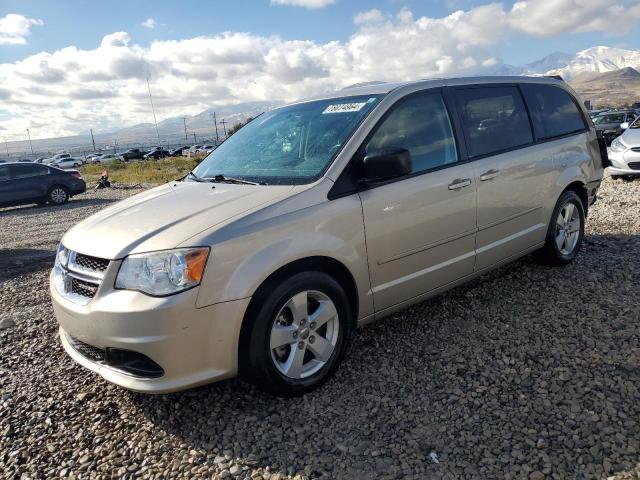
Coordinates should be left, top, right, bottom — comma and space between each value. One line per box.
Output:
0, 197, 116, 217
0, 248, 55, 281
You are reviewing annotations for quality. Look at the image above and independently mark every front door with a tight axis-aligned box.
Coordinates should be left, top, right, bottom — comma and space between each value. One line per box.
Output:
358, 90, 477, 311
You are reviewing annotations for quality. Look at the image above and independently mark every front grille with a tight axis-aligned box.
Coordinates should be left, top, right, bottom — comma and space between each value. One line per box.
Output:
67, 336, 105, 362
71, 277, 99, 298
74, 253, 109, 273
628, 162, 640, 170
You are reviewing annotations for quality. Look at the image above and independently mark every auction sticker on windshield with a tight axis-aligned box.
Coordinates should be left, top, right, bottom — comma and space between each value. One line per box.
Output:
322, 102, 367, 114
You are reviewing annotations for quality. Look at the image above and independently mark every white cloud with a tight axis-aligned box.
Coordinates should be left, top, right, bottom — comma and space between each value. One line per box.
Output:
508, 0, 640, 36
270, 0, 335, 9
141, 18, 156, 29
0, 0, 636, 138
0, 13, 44, 45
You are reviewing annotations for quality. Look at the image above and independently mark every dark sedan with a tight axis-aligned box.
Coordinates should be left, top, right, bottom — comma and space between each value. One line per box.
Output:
594, 111, 637, 145
0, 163, 86, 208
143, 147, 171, 160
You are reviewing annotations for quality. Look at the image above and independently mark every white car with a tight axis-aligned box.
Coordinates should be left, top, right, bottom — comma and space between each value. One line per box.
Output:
94, 154, 123, 164
607, 118, 640, 179
50, 157, 83, 169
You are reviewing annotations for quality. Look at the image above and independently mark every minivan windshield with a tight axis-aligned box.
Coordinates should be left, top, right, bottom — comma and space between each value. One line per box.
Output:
191, 95, 382, 185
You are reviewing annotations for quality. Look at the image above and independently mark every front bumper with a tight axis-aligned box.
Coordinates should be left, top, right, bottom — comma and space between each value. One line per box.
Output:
51, 271, 250, 393
606, 148, 640, 176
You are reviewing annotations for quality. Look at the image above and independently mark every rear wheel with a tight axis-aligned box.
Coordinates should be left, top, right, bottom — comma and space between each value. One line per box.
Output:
48, 186, 69, 205
535, 190, 584, 266
240, 271, 353, 397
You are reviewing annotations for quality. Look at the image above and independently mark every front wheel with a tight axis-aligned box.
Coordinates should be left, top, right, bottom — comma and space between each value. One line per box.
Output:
535, 190, 585, 265
240, 271, 353, 397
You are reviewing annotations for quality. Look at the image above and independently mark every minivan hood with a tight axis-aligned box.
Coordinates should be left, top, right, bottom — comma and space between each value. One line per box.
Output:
63, 182, 294, 259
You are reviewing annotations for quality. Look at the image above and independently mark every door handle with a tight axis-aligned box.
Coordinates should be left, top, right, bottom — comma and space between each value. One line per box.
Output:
479, 169, 500, 181
448, 178, 472, 190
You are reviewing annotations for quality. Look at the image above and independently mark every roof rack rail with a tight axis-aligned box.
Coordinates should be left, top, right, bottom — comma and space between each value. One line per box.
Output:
545, 75, 564, 81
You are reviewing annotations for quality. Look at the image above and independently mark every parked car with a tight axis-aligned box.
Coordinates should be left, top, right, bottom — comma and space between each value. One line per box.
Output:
121, 148, 145, 161
44, 153, 72, 164
593, 110, 637, 145
51, 76, 603, 396
588, 108, 609, 119
144, 147, 171, 159
169, 146, 189, 157
17, 158, 33, 163
607, 117, 640, 179
50, 157, 83, 169
83, 154, 101, 164
0, 163, 86, 207
93, 153, 122, 164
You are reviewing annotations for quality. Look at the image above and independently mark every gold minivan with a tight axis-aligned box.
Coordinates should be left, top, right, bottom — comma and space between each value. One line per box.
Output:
51, 77, 604, 396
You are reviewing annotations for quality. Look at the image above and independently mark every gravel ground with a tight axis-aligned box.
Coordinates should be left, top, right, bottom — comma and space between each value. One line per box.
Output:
1, 177, 639, 480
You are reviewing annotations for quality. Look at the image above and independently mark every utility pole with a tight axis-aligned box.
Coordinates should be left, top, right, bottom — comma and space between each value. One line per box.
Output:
193, 133, 197, 144
4, 139, 9, 157
90, 128, 96, 151
221, 119, 228, 138
26, 128, 34, 155
146, 75, 161, 147
182, 117, 188, 142
211, 113, 220, 143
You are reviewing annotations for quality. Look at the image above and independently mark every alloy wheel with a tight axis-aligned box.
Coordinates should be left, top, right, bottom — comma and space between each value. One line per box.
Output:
50, 188, 67, 204
270, 290, 340, 379
555, 201, 580, 255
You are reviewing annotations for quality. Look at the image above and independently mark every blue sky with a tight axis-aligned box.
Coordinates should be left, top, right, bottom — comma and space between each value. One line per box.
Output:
2, 0, 639, 65
1, 0, 640, 139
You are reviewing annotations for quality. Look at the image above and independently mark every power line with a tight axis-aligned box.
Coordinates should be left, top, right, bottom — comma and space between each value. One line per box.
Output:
26, 128, 34, 155
146, 75, 161, 147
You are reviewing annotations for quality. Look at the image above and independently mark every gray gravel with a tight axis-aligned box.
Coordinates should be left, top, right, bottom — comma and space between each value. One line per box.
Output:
1, 177, 639, 479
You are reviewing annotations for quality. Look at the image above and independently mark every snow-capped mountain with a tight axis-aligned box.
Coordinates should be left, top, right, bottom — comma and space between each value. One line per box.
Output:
498, 46, 640, 81
547, 46, 640, 80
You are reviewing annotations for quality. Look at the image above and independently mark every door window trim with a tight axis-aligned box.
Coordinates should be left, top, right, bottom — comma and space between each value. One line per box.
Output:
328, 81, 592, 200
449, 83, 537, 162
328, 87, 468, 199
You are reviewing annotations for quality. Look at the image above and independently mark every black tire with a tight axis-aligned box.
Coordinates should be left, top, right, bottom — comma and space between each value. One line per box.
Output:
240, 271, 353, 397
47, 185, 69, 205
535, 190, 585, 266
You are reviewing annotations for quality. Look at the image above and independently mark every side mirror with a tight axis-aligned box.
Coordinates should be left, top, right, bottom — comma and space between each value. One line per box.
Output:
360, 148, 412, 184
620, 122, 630, 130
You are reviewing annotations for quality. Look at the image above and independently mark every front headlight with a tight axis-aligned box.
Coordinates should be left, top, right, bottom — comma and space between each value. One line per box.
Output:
55, 243, 69, 267
115, 247, 209, 296
609, 137, 627, 153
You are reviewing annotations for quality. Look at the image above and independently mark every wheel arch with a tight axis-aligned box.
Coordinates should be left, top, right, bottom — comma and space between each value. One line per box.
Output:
238, 256, 359, 354
560, 180, 589, 216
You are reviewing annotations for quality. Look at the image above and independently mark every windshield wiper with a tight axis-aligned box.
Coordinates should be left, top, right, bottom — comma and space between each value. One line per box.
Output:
209, 174, 262, 185
186, 171, 210, 182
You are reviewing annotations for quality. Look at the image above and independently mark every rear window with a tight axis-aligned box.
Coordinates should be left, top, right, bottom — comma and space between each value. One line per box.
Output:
523, 84, 586, 139
456, 86, 533, 157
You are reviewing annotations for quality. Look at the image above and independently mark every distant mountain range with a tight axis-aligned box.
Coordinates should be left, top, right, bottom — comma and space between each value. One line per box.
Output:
5, 46, 640, 157
497, 46, 640, 81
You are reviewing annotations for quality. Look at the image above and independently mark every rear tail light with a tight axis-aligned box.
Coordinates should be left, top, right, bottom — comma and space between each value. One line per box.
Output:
71, 172, 82, 179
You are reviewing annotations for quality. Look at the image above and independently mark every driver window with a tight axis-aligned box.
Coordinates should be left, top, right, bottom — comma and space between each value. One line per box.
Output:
365, 92, 458, 173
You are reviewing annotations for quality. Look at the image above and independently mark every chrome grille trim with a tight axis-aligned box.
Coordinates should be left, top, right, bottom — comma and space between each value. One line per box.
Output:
55, 249, 110, 305
67, 251, 109, 281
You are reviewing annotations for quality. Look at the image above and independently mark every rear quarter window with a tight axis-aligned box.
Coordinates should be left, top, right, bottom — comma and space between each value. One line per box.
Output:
523, 84, 586, 139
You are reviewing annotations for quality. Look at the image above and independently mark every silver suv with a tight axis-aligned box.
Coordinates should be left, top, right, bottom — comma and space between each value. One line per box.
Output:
50, 76, 604, 396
